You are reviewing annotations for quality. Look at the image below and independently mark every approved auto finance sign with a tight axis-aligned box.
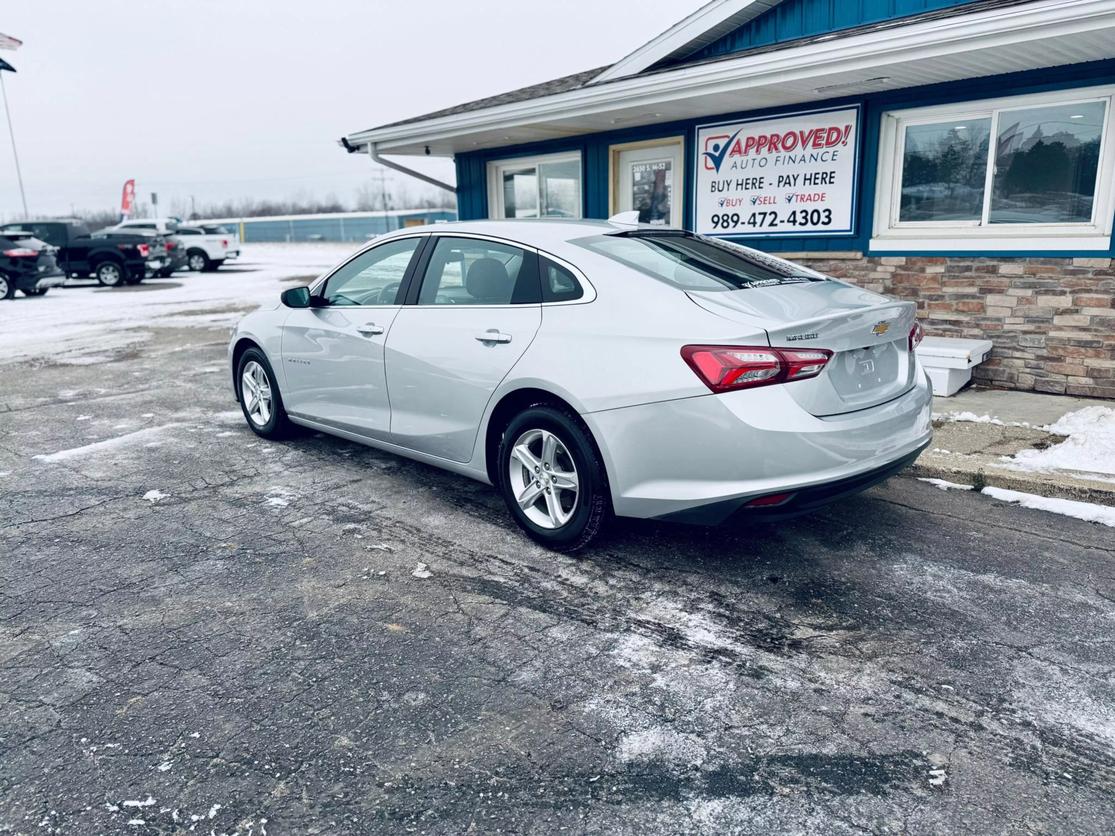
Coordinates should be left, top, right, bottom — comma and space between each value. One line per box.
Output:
694, 106, 859, 237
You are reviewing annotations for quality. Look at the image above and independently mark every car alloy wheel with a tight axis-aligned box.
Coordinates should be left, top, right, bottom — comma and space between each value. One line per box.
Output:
188, 252, 206, 271
97, 262, 123, 286
0, 274, 10, 300
240, 360, 273, 427
507, 428, 580, 530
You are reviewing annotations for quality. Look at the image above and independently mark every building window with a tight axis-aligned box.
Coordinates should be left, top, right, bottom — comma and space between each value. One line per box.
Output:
873, 87, 1115, 251
487, 152, 582, 219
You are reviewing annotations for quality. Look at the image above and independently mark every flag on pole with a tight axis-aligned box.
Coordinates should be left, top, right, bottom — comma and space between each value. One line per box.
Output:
0, 33, 22, 51
121, 179, 136, 219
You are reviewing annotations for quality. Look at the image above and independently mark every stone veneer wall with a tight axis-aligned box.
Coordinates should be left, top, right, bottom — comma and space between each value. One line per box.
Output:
788, 254, 1115, 400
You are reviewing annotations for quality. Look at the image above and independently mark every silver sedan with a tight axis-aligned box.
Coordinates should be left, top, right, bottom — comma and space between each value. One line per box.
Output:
229, 220, 933, 550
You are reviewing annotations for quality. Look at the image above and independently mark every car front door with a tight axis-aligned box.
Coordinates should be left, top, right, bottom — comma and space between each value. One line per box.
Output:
280, 236, 424, 440
385, 235, 542, 462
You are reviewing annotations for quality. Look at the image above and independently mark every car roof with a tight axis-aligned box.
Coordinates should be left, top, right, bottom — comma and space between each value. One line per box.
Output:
378, 218, 630, 248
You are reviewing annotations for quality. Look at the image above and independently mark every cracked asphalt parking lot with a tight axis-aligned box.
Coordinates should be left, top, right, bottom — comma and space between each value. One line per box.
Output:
2, 264, 1114, 834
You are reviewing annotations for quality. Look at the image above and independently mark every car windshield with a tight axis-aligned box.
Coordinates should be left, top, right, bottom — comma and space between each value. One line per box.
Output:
573, 231, 827, 292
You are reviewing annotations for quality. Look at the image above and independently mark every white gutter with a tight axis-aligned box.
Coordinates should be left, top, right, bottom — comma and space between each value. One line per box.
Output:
368, 144, 456, 194
345, 0, 1115, 154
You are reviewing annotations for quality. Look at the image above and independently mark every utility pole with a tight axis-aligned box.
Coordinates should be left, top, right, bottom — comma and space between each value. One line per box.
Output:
0, 45, 28, 219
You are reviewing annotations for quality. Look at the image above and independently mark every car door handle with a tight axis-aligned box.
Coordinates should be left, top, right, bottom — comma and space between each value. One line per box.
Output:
475, 330, 512, 344
356, 323, 384, 336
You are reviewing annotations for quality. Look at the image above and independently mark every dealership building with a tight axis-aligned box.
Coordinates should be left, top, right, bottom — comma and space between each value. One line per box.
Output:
343, 0, 1115, 398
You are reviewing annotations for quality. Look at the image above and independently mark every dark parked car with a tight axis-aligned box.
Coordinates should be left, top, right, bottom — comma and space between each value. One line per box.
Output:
0, 220, 163, 286
0, 232, 65, 300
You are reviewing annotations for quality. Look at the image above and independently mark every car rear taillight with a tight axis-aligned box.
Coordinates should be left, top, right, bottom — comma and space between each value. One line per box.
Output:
166, 240, 176, 251
681, 345, 832, 393
3, 247, 37, 257
221, 239, 229, 248
909, 320, 924, 351
137, 243, 150, 257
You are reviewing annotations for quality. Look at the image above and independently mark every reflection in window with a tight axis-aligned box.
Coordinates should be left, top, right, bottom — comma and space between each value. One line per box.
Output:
492, 155, 582, 219
990, 101, 1105, 224
899, 119, 990, 222
502, 168, 539, 218
538, 160, 580, 218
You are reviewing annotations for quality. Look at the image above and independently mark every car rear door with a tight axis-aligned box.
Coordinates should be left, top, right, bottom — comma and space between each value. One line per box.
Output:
280, 236, 425, 440
384, 235, 543, 462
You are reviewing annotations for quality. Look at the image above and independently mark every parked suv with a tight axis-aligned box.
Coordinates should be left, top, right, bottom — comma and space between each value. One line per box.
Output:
0, 220, 159, 286
177, 225, 233, 271
0, 231, 65, 299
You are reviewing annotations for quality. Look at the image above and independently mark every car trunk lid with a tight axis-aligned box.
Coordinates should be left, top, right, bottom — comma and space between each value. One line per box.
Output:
688, 281, 917, 416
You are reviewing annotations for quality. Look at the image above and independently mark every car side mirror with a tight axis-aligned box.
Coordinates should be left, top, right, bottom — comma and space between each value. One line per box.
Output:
281, 286, 311, 308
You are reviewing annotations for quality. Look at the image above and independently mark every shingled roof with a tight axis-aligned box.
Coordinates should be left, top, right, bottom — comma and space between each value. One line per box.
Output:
374, 66, 608, 131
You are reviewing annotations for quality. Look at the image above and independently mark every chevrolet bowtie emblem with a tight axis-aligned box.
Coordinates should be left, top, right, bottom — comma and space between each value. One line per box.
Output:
872, 321, 891, 337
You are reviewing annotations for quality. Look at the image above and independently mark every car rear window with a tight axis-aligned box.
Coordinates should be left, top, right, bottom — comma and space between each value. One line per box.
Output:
573, 232, 826, 292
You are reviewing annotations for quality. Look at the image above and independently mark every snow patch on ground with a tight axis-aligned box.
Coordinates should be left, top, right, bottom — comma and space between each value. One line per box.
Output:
143, 489, 169, 503
918, 478, 974, 492
411, 562, 432, 579
933, 411, 1040, 429
33, 424, 183, 463
264, 486, 297, 508
1004, 406, 1115, 480
0, 243, 354, 365
983, 487, 1115, 527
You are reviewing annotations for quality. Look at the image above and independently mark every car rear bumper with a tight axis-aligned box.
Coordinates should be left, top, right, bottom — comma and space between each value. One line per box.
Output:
34, 272, 66, 290
584, 368, 933, 522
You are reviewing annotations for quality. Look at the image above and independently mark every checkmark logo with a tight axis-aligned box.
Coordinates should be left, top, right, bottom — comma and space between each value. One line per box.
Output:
702, 130, 740, 173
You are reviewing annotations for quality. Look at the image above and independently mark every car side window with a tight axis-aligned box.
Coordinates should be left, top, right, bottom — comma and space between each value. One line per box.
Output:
417, 237, 539, 305
540, 257, 584, 302
321, 237, 421, 307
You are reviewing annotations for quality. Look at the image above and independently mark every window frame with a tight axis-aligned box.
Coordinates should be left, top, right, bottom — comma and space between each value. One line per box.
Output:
412, 234, 540, 307
309, 234, 427, 308
408, 232, 596, 308
872, 85, 1115, 252
486, 151, 584, 220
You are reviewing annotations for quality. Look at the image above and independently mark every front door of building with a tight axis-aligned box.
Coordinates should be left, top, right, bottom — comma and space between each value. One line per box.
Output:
610, 137, 685, 227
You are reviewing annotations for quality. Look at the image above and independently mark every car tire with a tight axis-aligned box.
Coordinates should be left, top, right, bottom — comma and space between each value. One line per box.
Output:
236, 347, 295, 439
0, 272, 13, 300
187, 250, 209, 272
94, 260, 125, 287
157, 267, 174, 278
497, 404, 611, 552
205, 259, 225, 272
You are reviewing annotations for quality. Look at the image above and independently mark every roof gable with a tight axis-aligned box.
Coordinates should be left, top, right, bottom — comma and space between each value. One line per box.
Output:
668, 0, 983, 66
593, 0, 785, 83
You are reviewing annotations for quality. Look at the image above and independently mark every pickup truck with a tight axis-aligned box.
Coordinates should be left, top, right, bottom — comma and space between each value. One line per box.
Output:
176, 225, 237, 271
0, 220, 164, 286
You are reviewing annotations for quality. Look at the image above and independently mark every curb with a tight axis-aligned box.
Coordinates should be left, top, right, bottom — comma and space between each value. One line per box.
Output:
909, 457, 1115, 507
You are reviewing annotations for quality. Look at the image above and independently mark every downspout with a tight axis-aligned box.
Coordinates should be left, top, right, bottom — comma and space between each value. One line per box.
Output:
340, 136, 456, 195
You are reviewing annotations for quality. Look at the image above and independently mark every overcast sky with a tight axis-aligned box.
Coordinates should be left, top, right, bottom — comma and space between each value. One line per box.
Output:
0, 0, 698, 220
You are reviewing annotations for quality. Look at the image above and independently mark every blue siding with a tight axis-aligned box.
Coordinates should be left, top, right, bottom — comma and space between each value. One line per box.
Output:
681, 0, 977, 63
453, 59, 1115, 257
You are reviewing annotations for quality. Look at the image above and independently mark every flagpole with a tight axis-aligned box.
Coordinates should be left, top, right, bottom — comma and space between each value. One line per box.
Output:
0, 71, 29, 219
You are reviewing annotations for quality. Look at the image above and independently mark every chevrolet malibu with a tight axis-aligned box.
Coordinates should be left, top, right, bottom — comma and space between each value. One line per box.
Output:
229, 219, 932, 551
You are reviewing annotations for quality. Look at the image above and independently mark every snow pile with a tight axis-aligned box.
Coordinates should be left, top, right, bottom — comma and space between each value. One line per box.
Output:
983, 487, 1115, 528
1006, 406, 1115, 480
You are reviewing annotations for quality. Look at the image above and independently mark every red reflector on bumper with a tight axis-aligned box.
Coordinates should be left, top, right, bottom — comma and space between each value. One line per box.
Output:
745, 492, 796, 508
